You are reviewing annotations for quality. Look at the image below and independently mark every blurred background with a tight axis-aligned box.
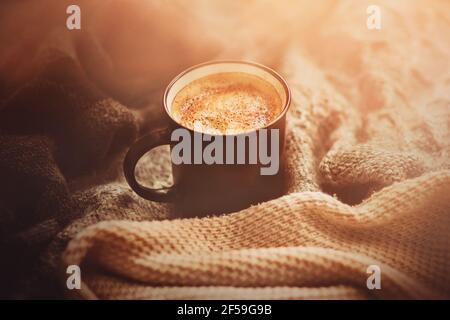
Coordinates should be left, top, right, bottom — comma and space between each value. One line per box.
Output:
1, 0, 448, 119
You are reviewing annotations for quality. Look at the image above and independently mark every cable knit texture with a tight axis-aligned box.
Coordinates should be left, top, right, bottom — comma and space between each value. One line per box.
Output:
62, 0, 450, 299
0, 0, 449, 299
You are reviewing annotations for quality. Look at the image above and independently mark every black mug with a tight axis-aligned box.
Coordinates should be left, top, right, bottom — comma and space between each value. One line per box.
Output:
123, 61, 291, 216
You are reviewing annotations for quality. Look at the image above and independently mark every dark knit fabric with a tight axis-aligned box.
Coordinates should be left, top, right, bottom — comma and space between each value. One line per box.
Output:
0, 40, 139, 298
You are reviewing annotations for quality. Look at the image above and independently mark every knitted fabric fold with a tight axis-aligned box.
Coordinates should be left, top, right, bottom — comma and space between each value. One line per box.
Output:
60, 0, 450, 299
0, 0, 448, 299
62, 171, 450, 299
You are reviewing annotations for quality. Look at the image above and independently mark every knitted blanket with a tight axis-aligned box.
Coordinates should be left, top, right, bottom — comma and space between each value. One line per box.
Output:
1, 0, 449, 299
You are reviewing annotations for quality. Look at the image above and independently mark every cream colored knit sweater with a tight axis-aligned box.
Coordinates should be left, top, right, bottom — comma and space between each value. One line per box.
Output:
61, 0, 450, 299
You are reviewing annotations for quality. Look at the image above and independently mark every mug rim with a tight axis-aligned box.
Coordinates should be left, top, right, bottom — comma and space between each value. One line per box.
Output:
163, 60, 291, 135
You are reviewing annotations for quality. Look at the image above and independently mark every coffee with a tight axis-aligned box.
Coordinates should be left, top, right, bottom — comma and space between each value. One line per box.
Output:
171, 72, 282, 134
124, 61, 291, 216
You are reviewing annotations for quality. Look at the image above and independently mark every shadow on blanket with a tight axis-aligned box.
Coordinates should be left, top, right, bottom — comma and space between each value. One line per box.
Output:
0, 32, 144, 296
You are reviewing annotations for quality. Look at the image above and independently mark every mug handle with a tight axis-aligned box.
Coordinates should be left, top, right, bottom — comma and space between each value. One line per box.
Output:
123, 127, 176, 202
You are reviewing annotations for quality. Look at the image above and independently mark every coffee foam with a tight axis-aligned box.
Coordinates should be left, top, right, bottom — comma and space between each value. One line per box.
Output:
171, 72, 282, 134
